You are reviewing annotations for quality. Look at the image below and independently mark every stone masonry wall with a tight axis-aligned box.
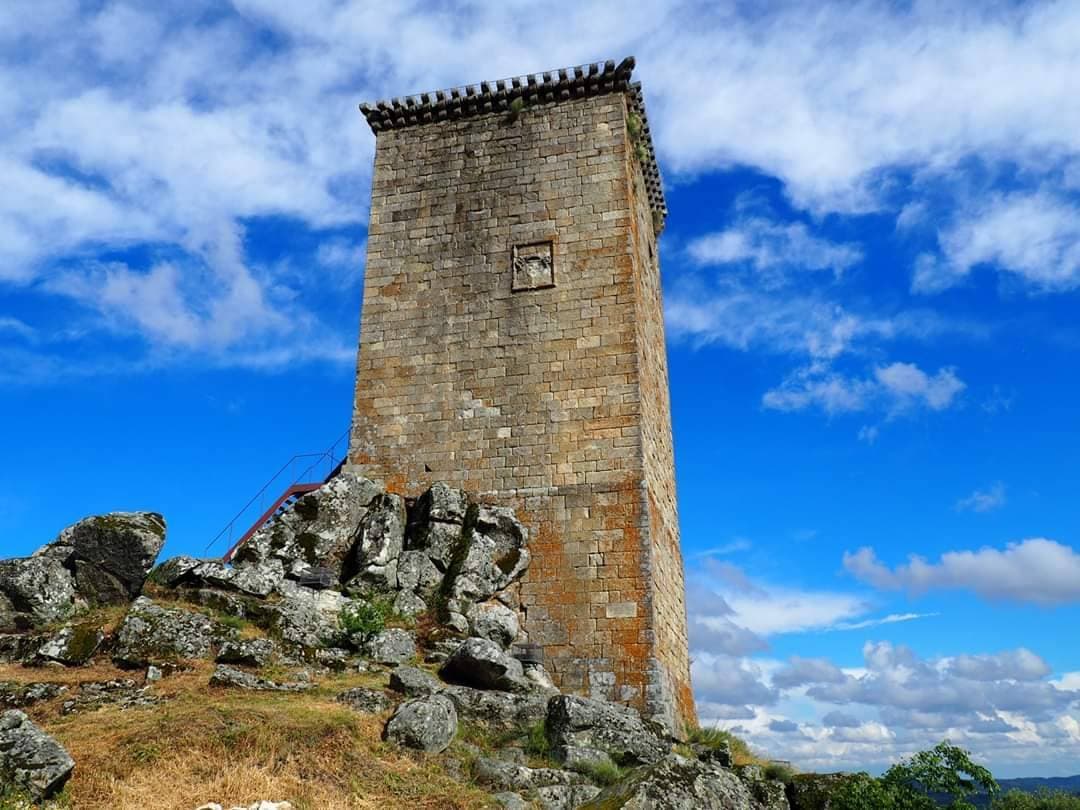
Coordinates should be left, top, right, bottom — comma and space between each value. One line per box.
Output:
348, 90, 694, 730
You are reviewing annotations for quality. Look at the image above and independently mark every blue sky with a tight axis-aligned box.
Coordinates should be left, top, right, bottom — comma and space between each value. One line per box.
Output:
2, 0, 1079, 778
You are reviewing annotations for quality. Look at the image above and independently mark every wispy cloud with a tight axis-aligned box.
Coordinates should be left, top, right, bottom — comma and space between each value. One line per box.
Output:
956, 482, 1007, 513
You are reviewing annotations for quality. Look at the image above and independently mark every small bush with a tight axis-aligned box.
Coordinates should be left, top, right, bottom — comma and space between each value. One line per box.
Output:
626, 111, 642, 139
523, 719, 551, 759
992, 790, 1080, 810
686, 726, 758, 766
339, 598, 391, 642
764, 761, 796, 784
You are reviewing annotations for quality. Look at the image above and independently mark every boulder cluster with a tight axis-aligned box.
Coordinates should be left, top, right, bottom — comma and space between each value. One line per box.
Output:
0, 472, 811, 809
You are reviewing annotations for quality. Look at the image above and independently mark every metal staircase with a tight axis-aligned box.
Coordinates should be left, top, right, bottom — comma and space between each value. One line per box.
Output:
206, 429, 349, 562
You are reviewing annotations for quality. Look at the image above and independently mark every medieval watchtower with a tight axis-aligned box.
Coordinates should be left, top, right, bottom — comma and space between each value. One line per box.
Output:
348, 57, 694, 731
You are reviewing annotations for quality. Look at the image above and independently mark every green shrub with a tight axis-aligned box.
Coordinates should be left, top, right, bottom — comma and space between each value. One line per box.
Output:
523, 719, 551, 759
339, 598, 391, 642
764, 761, 796, 784
831, 741, 998, 810
993, 790, 1080, 810
686, 725, 757, 765
576, 758, 627, 786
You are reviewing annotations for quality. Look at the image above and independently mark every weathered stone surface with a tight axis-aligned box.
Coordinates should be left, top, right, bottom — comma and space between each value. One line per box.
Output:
389, 665, 442, 697
112, 597, 220, 667
737, 765, 789, 810
216, 638, 277, 668
392, 590, 428, 618
383, 694, 457, 753
411, 522, 460, 572
0, 710, 74, 801
493, 792, 529, 810
546, 695, 669, 766
415, 483, 468, 525
336, 687, 393, 713
0, 682, 68, 709
441, 685, 549, 728
188, 560, 283, 598
450, 529, 529, 604
58, 512, 167, 603
0, 555, 75, 630
467, 602, 520, 649
151, 555, 202, 587
34, 623, 104, 666
344, 494, 406, 594
535, 784, 603, 810
579, 755, 760, 810
474, 756, 584, 792
524, 663, 558, 693
439, 638, 529, 692
396, 551, 441, 594
691, 739, 732, 768
232, 473, 381, 581
363, 628, 416, 665
265, 581, 352, 652
209, 665, 312, 692
60, 679, 162, 715
0, 634, 43, 666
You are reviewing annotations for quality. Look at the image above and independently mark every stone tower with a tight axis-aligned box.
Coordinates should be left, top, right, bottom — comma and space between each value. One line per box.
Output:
348, 57, 695, 731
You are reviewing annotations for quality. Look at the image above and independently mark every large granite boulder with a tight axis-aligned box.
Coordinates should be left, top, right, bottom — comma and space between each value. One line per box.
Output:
448, 506, 529, 603
473, 756, 585, 792
232, 473, 381, 581
111, 597, 222, 667
579, 755, 761, 810
209, 665, 311, 692
264, 580, 353, 652
0, 511, 166, 631
343, 494, 406, 594
467, 601, 520, 649
383, 695, 457, 753
439, 638, 530, 692
55, 512, 166, 603
441, 685, 549, 728
546, 695, 670, 766
216, 638, 277, 668
0, 710, 75, 801
535, 784, 603, 809
363, 628, 416, 665
389, 665, 442, 697
34, 623, 104, 666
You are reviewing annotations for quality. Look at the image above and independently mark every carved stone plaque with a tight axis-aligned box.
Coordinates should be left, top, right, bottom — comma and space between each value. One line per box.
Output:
511, 241, 555, 291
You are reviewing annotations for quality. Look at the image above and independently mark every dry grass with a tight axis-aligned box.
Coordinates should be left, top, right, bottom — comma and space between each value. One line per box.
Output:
2, 662, 494, 810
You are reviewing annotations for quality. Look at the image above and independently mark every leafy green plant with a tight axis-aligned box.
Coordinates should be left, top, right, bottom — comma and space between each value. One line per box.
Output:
339, 598, 391, 642
506, 96, 526, 122
523, 719, 551, 759
832, 741, 999, 810
992, 789, 1080, 809
764, 761, 796, 784
576, 758, 628, 786
686, 725, 758, 765
626, 111, 642, 139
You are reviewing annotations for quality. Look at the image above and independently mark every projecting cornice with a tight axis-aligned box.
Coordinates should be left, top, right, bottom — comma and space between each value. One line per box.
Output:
359, 57, 667, 221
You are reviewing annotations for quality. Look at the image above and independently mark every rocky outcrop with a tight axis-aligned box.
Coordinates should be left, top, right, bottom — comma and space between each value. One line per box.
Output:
336, 687, 393, 713
0, 682, 68, 709
112, 597, 223, 667
383, 695, 458, 753
209, 665, 312, 692
0, 710, 74, 801
232, 472, 381, 582
0, 512, 165, 632
60, 679, 162, 715
441, 684, 550, 728
474, 756, 586, 792
546, 695, 670, 766
363, 628, 416, 665
216, 638, 277, 668
579, 755, 762, 810
467, 602, 520, 649
33, 623, 104, 666
439, 638, 530, 693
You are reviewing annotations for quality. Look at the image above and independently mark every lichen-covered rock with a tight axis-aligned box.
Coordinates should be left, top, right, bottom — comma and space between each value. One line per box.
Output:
579, 755, 760, 810
466, 602, 520, 649
392, 590, 428, 618
738, 765, 790, 810
415, 482, 468, 525
232, 473, 381, 581
473, 756, 585, 791
441, 685, 549, 728
0, 555, 76, 630
396, 551, 441, 594
336, 687, 393, 713
493, 792, 528, 810
535, 784, 603, 810
264, 581, 352, 652
546, 695, 670, 766
383, 694, 457, 753
555, 745, 616, 773
389, 665, 442, 697
0, 634, 43, 666
446, 508, 529, 604
33, 622, 104, 666
411, 522, 461, 571
363, 628, 416, 665
0, 682, 68, 709
56, 512, 166, 603
190, 560, 284, 598
111, 597, 220, 667
209, 665, 312, 692
60, 679, 163, 715
151, 555, 202, 586
0, 710, 74, 801
343, 494, 406, 594
439, 637, 530, 692
216, 638, 277, 668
